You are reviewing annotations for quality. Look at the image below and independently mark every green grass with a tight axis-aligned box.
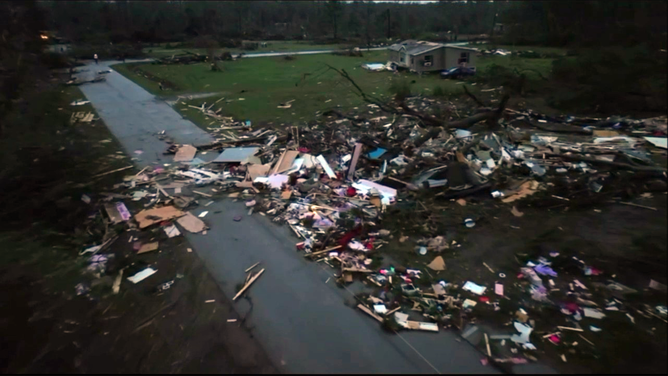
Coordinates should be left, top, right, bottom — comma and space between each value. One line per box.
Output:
115, 49, 558, 128
143, 40, 352, 58
0, 83, 131, 293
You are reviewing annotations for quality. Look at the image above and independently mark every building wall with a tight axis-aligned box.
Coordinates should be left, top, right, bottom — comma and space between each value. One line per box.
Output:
389, 50, 410, 67
444, 47, 477, 70
410, 47, 446, 73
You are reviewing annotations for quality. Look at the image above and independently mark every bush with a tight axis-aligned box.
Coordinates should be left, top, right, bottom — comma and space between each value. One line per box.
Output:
548, 45, 667, 113
389, 79, 412, 101
477, 64, 527, 94
432, 86, 447, 98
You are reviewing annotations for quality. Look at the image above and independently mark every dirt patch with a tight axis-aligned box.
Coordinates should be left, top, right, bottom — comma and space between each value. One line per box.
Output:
0, 231, 277, 374
380, 190, 667, 374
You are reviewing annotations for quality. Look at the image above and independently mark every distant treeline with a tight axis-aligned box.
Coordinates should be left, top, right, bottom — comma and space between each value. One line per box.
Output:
36, 1, 665, 49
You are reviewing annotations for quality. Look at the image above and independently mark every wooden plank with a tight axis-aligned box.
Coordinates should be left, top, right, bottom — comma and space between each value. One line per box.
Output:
193, 190, 212, 197
357, 304, 384, 323
92, 165, 134, 178
244, 262, 260, 273
385, 306, 401, 316
557, 326, 583, 332
306, 245, 343, 258
233, 268, 265, 301
342, 268, 373, 273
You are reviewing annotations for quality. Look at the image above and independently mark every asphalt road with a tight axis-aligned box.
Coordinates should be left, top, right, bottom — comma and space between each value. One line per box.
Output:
240, 46, 388, 58
76, 61, 498, 374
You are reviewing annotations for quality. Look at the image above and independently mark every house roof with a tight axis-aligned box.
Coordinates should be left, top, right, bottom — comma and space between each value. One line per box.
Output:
443, 45, 479, 52
388, 40, 443, 55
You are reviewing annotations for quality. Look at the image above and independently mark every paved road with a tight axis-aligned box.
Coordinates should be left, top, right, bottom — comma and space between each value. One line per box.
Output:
240, 46, 388, 58
76, 61, 497, 374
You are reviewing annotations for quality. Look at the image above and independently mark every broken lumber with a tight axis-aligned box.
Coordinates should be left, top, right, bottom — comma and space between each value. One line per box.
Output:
357, 304, 384, 323
233, 268, 265, 301
306, 245, 343, 258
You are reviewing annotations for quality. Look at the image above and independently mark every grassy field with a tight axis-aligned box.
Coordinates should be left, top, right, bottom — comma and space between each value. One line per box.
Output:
115, 47, 559, 128
143, 40, 353, 58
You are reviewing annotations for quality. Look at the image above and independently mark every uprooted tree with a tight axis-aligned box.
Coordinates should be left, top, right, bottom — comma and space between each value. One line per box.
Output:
324, 64, 511, 146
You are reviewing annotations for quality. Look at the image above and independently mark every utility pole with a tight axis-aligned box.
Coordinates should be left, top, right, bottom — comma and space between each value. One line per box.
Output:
490, 0, 498, 39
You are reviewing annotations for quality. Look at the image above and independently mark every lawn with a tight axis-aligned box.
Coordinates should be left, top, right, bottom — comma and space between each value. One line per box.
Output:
115, 48, 557, 128
143, 40, 353, 58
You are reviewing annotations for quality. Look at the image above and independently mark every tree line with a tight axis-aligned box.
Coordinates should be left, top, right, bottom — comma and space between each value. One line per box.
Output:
35, 1, 665, 49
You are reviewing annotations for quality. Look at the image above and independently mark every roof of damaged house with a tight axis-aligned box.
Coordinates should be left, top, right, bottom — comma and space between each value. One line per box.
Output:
390, 40, 480, 56
388, 40, 443, 55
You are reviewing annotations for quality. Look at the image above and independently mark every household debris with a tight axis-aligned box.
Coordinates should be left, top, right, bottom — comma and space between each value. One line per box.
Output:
70, 89, 666, 371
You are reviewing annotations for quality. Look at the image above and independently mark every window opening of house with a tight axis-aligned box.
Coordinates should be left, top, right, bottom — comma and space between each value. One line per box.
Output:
458, 52, 469, 64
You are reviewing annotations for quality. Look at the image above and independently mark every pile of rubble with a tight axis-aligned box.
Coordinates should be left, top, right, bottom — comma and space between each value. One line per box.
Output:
76, 94, 667, 369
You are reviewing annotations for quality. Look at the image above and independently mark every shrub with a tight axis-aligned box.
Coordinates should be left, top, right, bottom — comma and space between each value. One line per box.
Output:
389, 79, 412, 101
548, 45, 667, 113
432, 86, 447, 98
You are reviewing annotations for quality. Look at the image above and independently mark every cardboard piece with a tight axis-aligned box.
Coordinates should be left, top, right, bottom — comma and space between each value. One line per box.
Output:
502, 180, 539, 203
174, 145, 197, 162
281, 190, 293, 199
135, 206, 185, 229
247, 163, 272, 180
427, 256, 446, 271
176, 212, 207, 233
138, 242, 159, 254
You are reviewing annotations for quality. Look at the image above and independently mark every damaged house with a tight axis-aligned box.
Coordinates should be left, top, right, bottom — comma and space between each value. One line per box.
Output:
388, 40, 478, 74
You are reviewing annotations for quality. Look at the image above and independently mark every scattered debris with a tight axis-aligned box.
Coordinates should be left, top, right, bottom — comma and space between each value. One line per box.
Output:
138, 242, 159, 254
127, 268, 158, 284
233, 268, 265, 301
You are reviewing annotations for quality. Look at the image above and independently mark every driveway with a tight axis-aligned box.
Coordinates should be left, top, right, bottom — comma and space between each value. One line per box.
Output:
75, 60, 498, 374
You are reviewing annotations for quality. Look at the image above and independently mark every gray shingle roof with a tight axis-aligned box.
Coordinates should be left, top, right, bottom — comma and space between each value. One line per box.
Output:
388, 40, 444, 55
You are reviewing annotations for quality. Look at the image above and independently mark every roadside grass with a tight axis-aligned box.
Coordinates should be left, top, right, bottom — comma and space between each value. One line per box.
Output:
143, 40, 352, 58
114, 49, 558, 129
0, 84, 132, 284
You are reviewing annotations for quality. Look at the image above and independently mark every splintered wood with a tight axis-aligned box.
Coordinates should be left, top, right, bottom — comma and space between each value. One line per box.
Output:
71, 111, 95, 124
233, 268, 265, 301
